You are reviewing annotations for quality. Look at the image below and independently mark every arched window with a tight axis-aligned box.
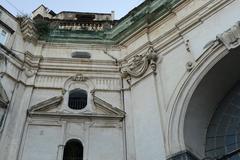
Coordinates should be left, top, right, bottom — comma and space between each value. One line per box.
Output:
68, 89, 87, 110
71, 52, 91, 59
205, 82, 240, 160
63, 139, 83, 160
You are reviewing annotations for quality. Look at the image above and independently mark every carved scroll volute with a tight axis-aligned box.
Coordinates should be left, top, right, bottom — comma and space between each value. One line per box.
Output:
121, 47, 158, 78
217, 21, 240, 49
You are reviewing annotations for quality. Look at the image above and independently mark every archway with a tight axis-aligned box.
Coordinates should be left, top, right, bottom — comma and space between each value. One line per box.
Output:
205, 82, 240, 159
184, 47, 240, 159
63, 139, 83, 160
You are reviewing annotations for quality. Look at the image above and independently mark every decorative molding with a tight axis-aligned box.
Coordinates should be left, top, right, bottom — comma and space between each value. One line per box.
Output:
20, 18, 39, 43
62, 73, 90, 94
217, 21, 240, 50
186, 61, 195, 72
24, 67, 36, 78
28, 96, 63, 113
121, 46, 158, 78
28, 94, 125, 120
92, 95, 125, 118
72, 73, 88, 82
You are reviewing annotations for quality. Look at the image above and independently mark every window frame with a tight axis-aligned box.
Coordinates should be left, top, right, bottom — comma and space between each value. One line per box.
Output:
0, 27, 8, 45
68, 89, 88, 110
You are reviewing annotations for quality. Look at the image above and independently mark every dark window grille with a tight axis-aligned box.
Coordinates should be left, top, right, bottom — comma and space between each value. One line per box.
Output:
68, 89, 87, 110
63, 139, 83, 160
71, 52, 91, 58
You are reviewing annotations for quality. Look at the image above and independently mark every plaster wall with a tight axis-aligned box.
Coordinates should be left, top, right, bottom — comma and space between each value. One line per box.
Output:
130, 75, 165, 160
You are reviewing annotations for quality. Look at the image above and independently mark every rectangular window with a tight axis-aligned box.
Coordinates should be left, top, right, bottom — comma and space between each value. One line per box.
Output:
0, 29, 7, 45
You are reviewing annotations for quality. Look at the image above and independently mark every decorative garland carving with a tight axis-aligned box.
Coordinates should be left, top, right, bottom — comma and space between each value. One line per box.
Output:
121, 47, 158, 78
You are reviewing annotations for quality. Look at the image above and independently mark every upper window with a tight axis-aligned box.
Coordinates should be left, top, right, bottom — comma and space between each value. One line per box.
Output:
0, 28, 7, 45
71, 52, 91, 59
68, 89, 87, 110
63, 139, 83, 160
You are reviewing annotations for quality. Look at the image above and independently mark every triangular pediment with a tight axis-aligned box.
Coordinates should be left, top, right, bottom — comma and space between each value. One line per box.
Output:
28, 96, 63, 113
28, 95, 125, 119
92, 95, 125, 118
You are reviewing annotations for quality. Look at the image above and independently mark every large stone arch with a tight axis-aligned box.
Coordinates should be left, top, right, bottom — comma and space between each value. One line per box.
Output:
167, 22, 240, 160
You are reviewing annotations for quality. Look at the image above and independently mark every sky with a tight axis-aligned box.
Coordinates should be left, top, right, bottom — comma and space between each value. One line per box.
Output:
1, 0, 144, 19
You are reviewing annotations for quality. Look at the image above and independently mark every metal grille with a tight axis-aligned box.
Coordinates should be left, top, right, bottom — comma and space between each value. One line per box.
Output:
205, 83, 240, 160
68, 89, 87, 110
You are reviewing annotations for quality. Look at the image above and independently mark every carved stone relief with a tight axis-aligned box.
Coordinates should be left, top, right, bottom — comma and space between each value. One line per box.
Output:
121, 47, 159, 78
217, 21, 240, 49
72, 73, 88, 82
62, 73, 89, 94
24, 67, 36, 78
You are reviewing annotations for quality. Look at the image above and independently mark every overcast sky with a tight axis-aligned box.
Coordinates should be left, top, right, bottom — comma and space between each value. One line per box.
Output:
1, 0, 144, 19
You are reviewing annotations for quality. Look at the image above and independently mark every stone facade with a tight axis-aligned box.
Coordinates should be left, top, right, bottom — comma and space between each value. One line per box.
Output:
1, 0, 240, 160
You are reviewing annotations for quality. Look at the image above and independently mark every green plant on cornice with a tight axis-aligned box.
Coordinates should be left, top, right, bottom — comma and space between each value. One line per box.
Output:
34, 19, 50, 37
16, 14, 30, 24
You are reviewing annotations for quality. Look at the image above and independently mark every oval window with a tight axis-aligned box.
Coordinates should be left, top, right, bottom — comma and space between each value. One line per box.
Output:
71, 52, 91, 58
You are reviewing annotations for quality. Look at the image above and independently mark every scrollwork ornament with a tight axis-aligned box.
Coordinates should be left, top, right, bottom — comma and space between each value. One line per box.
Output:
121, 46, 159, 78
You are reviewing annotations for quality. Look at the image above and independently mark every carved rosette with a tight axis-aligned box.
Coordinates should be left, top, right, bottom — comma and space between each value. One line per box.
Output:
217, 21, 240, 49
121, 47, 158, 78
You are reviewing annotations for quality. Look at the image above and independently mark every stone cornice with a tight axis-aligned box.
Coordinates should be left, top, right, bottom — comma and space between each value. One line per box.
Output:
28, 112, 124, 120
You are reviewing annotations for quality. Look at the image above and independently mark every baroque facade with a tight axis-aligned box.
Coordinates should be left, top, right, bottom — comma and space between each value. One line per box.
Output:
1, 0, 240, 160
